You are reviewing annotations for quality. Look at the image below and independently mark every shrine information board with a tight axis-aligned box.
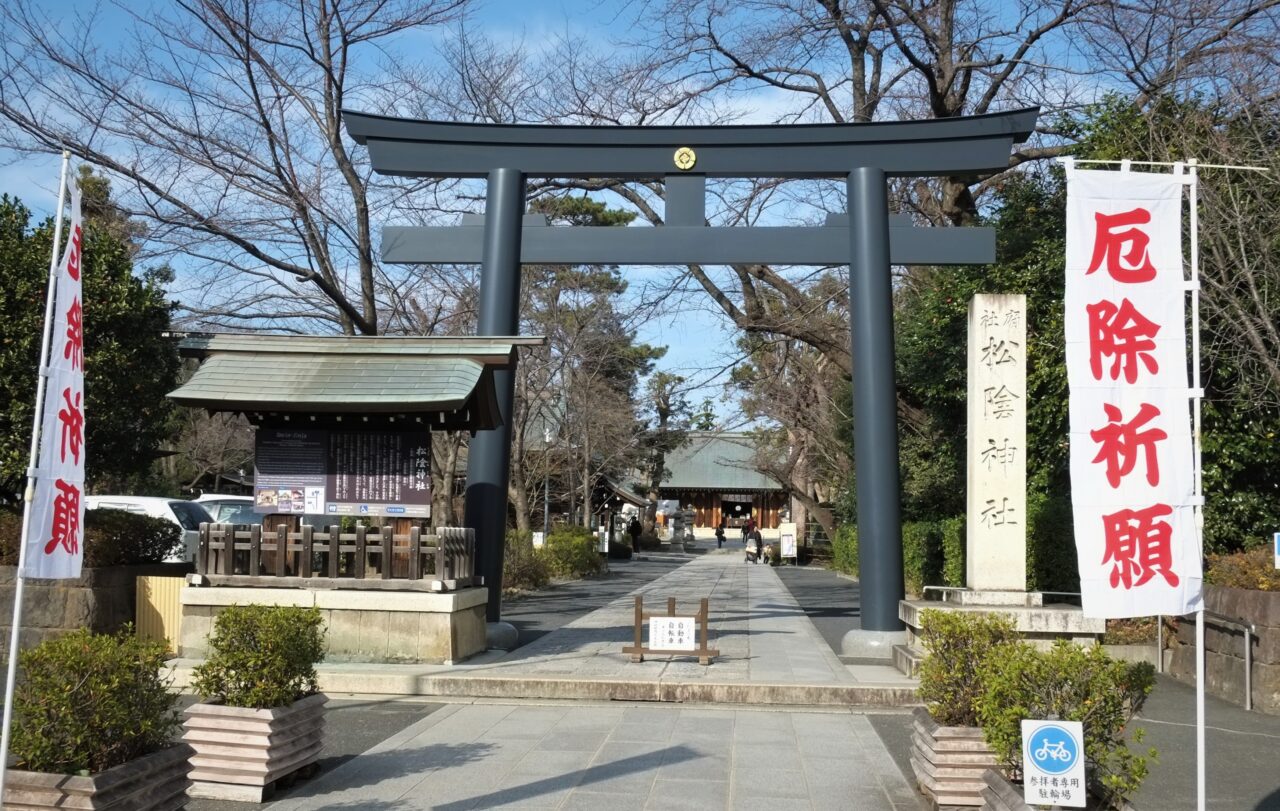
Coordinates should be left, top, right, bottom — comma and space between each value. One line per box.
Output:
254, 428, 431, 518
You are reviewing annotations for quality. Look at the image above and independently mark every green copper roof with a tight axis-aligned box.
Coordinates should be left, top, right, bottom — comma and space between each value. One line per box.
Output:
660, 432, 781, 492
167, 333, 544, 428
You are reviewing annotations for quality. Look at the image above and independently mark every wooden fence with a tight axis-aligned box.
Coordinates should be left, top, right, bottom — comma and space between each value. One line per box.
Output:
196, 524, 476, 591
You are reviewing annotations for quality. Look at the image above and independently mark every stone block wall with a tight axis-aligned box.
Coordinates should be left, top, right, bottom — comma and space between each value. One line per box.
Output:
1168, 585, 1280, 714
180, 586, 488, 665
0, 563, 192, 656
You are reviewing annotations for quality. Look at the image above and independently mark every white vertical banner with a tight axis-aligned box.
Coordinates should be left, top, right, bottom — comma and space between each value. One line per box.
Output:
25, 180, 86, 579
1065, 167, 1201, 618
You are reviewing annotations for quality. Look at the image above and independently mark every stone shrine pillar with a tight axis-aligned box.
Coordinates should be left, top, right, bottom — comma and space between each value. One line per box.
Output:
965, 294, 1027, 593
892, 293, 1105, 676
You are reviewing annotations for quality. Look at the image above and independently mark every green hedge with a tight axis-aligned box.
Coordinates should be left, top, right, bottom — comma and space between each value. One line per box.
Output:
542, 526, 602, 578
1026, 492, 1077, 593
0, 507, 182, 567
12, 627, 179, 774
902, 520, 943, 596
832, 524, 858, 577
192, 604, 326, 709
940, 516, 965, 587
503, 529, 551, 592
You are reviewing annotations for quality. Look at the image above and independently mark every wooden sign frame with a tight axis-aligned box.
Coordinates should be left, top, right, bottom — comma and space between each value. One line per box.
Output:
623, 596, 719, 665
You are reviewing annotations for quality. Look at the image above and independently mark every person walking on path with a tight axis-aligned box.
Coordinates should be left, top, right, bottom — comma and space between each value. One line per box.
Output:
715, 517, 726, 549
745, 527, 763, 563
627, 515, 642, 548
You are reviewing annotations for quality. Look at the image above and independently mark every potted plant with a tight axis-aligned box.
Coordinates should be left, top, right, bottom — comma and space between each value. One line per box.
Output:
184, 604, 327, 802
976, 640, 1156, 810
3, 627, 191, 810
912, 609, 1018, 807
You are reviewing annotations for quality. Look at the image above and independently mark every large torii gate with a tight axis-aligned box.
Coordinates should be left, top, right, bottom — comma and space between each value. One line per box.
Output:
344, 108, 1039, 635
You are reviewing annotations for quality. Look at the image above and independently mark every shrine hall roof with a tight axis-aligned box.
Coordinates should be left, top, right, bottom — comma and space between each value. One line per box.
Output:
659, 432, 782, 493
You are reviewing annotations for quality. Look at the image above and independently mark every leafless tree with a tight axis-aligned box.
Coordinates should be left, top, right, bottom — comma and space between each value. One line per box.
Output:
170, 410, 255, 493
0, 0, 470, 335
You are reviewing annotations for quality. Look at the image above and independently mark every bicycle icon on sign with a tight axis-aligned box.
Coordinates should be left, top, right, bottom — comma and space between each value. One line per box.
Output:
1027, 724, 1079, 775
1034, 740, 1072, 762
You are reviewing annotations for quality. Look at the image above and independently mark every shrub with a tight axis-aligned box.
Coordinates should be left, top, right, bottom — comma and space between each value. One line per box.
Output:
607, 539, 633, 560
504, 530, 551, 592
543, 525, 602, 578
192, 604, 326, 709
917, 609, 1018, 726
940, 516, 965, 587
902, 520, 943, 595
0, 507, 182, 567
1026, 492, 1078, 593
976, 641, 1156, 807
636, 531, 663, 551
1103, 617, 1158, 645
11, 627, 179, 774
832, 524, 858, 577
1206, 547, 1280, 591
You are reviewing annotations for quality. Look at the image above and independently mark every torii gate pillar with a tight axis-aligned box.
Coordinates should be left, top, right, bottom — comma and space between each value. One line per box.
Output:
848, 167, 905, 632
464, 168, 525, 622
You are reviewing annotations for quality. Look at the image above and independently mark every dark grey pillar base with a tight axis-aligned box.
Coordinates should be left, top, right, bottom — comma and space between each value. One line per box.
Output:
486, 621, 519, 652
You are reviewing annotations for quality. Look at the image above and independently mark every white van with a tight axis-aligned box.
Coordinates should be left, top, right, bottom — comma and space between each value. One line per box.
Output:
83, 496, 213, 564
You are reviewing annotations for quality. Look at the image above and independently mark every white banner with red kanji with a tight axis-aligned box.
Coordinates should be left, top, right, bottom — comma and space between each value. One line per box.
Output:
1065, 168, 1202, 618
25, 180, 86, 579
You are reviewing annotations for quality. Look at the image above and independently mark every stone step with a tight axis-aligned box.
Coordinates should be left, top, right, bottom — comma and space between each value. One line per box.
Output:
893, 643, 923, 677
415, 674, 919, 707
172, 660, 921, 707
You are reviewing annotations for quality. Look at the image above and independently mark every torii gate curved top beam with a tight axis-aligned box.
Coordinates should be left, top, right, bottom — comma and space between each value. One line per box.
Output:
343, 107, 1038, 178
343, 107, 1039, 634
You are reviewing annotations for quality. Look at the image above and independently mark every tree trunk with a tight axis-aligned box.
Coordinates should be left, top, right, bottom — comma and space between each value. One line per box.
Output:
510, 482, 531, 534
433, 434, 461, 527
790, 487, 835, 541
581, 434, 592, 529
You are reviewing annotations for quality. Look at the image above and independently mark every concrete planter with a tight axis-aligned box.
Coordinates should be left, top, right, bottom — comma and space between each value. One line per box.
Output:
910, 707, 1000, 806
2, 743, 193, 810
981, 768, 1132, 810
183, 692, 326, 802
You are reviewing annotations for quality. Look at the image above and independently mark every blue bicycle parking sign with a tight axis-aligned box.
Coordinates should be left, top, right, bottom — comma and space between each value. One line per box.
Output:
1021, 719, 1086, 808
1027, 724, 1079, 774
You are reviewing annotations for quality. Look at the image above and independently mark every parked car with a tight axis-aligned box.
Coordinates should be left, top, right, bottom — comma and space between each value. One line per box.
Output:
83, 496, 213, 564
194, 494, 254, 523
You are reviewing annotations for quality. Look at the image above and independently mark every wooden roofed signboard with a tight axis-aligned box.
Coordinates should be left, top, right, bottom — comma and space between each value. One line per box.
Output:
168, 333, 545, 519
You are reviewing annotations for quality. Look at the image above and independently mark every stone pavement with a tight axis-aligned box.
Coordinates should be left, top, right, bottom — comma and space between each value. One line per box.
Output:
410, 551, 915, 705
266, 699, 927, 811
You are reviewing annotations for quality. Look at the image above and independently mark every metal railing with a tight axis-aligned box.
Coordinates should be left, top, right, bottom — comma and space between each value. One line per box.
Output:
1201, 609, 1257, 711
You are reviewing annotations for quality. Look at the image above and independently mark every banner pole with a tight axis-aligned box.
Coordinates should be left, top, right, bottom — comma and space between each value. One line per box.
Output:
0, 150, 71, 798
1187, 157, 1206, 811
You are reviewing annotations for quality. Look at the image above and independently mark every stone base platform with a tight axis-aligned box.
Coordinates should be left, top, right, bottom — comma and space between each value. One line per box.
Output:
180, 584, 488, 664
896, 593, 1106, 676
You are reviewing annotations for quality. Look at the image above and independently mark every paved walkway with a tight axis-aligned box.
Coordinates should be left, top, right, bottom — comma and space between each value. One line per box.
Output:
417, 551, 914, 705
267, 700, 926, 811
